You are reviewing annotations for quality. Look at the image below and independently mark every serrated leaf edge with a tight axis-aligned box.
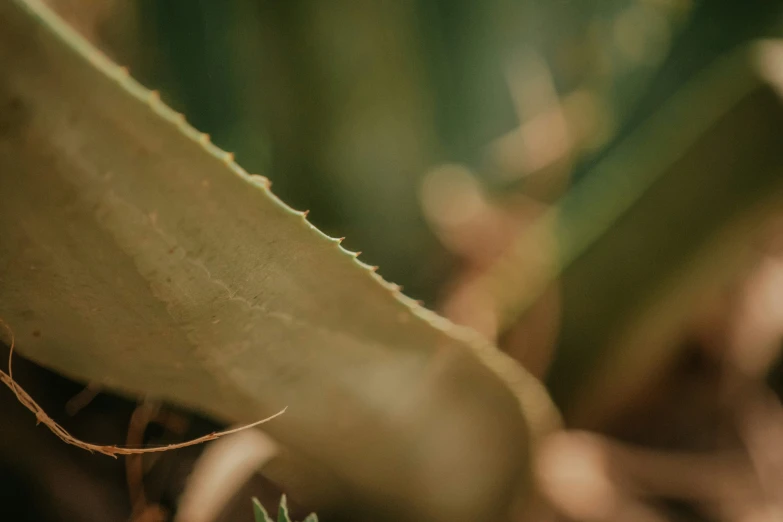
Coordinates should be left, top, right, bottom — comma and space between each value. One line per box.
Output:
13, 0, 561, 438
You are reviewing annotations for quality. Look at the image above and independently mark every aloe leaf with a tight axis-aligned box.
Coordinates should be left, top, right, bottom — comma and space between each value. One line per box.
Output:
0, 0, 556, 520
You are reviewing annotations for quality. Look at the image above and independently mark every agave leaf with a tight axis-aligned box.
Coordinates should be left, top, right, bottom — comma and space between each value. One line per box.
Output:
0, 0, 556, 520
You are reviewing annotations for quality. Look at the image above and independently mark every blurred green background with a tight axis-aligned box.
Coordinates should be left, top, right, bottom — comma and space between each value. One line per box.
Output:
97, 0, 783, 305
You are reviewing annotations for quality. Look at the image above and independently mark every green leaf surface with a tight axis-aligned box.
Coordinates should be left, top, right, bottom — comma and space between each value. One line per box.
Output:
253, 498, 270, 522
0, 1, 556, 520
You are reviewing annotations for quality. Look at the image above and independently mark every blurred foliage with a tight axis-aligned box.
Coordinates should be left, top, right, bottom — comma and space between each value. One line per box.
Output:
102, 0, 783, 304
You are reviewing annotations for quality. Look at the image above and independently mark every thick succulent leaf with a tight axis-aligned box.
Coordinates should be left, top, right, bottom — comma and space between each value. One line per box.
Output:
0, 1, 556, 520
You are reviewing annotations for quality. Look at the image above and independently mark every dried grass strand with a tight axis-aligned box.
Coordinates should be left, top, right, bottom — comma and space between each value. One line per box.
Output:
0, 319, 286, 458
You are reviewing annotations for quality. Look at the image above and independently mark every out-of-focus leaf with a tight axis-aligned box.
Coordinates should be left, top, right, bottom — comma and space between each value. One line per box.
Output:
551, 42, 783, 423
479, 41, 783, 423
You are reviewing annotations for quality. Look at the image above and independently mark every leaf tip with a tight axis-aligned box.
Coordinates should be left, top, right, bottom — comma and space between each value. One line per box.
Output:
279, 494, 290, 522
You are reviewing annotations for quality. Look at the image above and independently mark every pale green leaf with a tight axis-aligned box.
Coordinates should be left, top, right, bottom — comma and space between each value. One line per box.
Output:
0, 1, 556, 520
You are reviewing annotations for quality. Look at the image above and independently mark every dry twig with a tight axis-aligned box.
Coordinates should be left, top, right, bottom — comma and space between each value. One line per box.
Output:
0, 318, 286, 458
